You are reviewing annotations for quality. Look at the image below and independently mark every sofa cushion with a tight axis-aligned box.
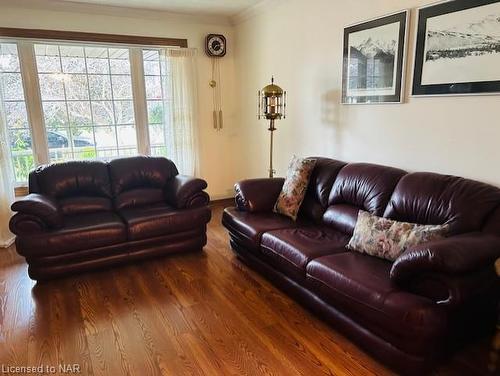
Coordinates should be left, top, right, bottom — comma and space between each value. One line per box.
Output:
17, 212, 126, 256
109, 156, 178, 209
119, 204, 211, 241
306, 252, 447, 356
384, 172, 500, 235
109, 156, 178, 195
222, 207, 299, 251
347, 211, 449, 261
261, 226, 349, 280
30, 160, 111, 198
299, 158, 347, 222
114, 188, 166, 210
323, 163, 406, 235
322, 204, 359, 235
59, 196, 113, 215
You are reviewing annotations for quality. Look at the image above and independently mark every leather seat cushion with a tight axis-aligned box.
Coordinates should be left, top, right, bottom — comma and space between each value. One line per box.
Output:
306, 252, 447, 356
261, 226, 349, 280
59, 196, 113, 215
114, 188, 165, 210
17, 212, 126, 256
222, 207, 300, 251
119, 204, 211, 241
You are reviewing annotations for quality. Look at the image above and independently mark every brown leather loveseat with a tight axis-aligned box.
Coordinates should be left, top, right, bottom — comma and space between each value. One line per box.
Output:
10, 156, 211, 281
222, 157, 500, 374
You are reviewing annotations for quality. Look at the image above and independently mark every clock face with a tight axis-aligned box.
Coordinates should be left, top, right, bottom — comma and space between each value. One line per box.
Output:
206, 34, 226, 57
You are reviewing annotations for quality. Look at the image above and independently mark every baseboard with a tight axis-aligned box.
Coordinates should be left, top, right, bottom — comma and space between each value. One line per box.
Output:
210, 197, 234, 207
209, 193, 235, 201
0, 236, 15, 249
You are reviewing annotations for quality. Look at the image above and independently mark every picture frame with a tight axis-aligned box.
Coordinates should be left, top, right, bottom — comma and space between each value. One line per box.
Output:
412, 0, 500, 97
342, 10, 409, 104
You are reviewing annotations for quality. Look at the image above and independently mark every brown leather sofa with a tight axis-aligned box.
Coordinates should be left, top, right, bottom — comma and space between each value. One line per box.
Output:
222, 157, 500, 374
10, 156, 211, 281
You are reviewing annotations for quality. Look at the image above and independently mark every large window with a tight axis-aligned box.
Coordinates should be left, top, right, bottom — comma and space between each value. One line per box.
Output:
0, 40, 172, 185
35, 44, 137, 162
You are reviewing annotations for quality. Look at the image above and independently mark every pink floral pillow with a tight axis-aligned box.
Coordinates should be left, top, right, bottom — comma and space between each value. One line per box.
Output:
347, 211, 449, 261
274, 156, 316, 220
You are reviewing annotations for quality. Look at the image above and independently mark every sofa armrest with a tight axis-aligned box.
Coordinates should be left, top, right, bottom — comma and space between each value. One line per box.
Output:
10, 194, 63, 233
235, 178, 285, 213
9, 213, 48, 236
390, 233, 500, 284
165, 175, 209, 209
401, 267, 498, 307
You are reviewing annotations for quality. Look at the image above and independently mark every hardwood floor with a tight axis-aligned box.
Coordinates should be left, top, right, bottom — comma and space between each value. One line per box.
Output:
0, 202, 497, 375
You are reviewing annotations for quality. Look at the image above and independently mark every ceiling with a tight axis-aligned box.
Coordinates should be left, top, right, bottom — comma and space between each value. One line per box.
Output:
58, 0, 263, 17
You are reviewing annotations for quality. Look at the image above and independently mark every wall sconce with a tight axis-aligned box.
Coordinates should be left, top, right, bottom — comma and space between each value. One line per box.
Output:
258, 77, 286, 178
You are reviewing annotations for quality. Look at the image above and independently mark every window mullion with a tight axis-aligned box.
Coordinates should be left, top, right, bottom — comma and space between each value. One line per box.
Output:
82, 47, 98, 158
57, 46, 74, 161
129, 47, 150, 155
17, 41, 49, 165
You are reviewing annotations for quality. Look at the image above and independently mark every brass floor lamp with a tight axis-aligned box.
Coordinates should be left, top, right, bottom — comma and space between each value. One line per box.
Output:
258, 77, 286, 178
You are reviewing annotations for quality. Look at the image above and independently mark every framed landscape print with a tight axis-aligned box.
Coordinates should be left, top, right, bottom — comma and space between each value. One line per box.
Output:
413, 0, 500, 96
342, 10, 409, 104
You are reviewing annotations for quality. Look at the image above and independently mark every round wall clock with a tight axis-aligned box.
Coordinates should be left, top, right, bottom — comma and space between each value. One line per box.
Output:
205, 34, 226, 57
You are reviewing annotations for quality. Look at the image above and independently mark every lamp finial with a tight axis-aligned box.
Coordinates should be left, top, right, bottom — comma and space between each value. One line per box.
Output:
271, 76, 274, 84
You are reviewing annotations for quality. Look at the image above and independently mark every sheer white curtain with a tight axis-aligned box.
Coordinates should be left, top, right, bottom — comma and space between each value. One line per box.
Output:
160, 48, 199, 176
0, 78, 15, 248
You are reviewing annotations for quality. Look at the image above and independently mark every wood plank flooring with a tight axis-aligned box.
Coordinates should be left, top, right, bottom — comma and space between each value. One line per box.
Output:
0, 202, 497, 375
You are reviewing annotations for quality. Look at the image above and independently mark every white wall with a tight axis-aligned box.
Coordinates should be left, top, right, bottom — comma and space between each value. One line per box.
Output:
233, 0, 500, 187
3, 0, 500, 196
0, 0, 239, 199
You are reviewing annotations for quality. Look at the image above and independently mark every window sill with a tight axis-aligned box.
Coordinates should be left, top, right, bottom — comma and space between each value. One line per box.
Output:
14, 186, 29, 197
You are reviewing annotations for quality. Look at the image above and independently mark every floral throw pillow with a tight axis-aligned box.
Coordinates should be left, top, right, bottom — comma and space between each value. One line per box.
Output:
274, 156, 316, 221
347, 211, 449, 261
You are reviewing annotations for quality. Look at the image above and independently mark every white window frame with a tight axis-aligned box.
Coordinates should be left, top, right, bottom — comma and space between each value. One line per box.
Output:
17, 40, 49, 166
1, 37, 175, 186
129, 47, 150, 155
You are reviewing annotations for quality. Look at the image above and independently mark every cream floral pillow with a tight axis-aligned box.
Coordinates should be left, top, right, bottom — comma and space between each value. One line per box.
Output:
347, 211, 449, 261
274, 156, 316, 221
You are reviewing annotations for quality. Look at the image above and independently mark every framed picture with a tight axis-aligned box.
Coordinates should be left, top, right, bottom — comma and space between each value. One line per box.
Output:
342, 10, 409, 104
412, 0, 500, 96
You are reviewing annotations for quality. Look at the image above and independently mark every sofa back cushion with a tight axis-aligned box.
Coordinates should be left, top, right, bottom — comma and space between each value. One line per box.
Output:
29, 161, 113, 215
384, 172, 500, 235
109, 156, 178, 210
322, 163, 406, 235
58, 196, 113, 215
299, 158, 347, 222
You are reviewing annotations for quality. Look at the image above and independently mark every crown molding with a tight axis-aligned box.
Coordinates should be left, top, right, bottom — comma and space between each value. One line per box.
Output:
231, 0, 284, 25
0, 0, 233, 26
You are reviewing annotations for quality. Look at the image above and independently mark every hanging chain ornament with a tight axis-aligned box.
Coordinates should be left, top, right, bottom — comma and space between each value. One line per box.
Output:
210, 58, 223, 131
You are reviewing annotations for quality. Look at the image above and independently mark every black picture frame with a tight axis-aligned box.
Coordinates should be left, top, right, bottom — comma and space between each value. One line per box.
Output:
413, 0, 500, 96
342, 10, 409, 104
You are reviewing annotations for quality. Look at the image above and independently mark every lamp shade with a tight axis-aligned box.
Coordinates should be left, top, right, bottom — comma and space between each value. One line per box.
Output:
262, 82, 284, 96
258, 77, 286, 121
